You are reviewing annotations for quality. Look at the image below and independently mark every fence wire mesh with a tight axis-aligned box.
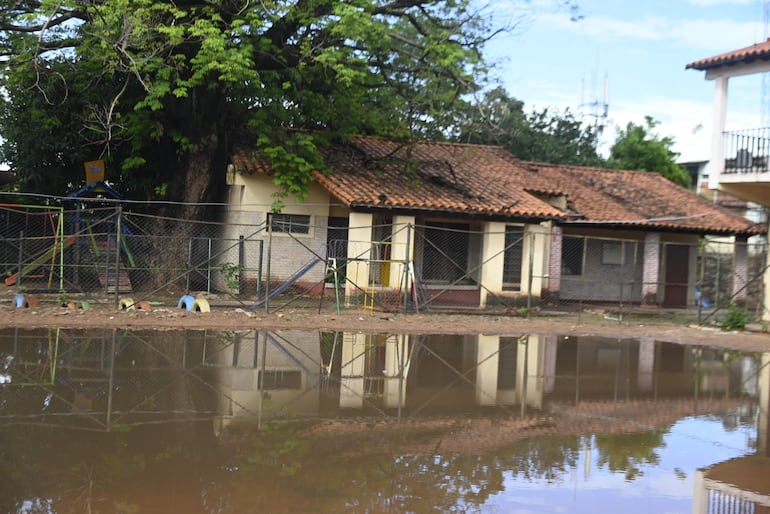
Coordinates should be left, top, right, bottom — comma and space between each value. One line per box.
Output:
1, 201, 767, 324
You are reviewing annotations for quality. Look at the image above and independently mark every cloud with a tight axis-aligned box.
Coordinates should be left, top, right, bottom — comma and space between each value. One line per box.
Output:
536, 12, 761, 52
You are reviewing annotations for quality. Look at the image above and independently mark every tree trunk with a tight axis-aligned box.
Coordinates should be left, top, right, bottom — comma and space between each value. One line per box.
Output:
143, 133, 226, 292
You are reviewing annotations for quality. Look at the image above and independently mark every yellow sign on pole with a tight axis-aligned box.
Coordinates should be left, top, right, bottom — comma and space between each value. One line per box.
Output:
84, 160, 105, 184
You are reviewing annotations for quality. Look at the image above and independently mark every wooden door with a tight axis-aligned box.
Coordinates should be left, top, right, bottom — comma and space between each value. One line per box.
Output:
663, 244, 689, 307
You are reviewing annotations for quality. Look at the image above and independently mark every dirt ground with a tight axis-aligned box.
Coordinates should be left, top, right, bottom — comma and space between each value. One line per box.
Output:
3, 293, 770, 353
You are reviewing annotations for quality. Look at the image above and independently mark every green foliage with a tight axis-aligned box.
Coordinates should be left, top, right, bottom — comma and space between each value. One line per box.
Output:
220, 262, 240, 291
720, 302, 750, 331
455, 88, 605, 166
0, 0, 496, 203
256, 132, 326, 203
609, 116, 691, 188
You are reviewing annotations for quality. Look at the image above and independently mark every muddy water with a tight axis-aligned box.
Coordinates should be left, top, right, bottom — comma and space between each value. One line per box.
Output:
1, 329, 768, 513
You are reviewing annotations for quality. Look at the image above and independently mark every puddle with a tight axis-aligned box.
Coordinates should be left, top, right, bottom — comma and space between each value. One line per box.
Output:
1, 329, 768, 513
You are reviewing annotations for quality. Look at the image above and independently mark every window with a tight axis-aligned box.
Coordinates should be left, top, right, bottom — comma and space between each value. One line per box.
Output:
601, 242, 624, 265
258, 370, 302, 390
562, 236, 585, 275
268, 213, 310, 234
421, 222, 470, 283
503, 226, 524, 286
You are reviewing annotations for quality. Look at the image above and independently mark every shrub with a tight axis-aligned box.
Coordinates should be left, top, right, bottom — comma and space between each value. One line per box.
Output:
721, 303, 750, 331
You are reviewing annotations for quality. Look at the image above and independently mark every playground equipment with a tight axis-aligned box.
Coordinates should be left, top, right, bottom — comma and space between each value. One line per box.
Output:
5, 235, 75, 287
65, 182, 136, 293
2, 204, 66, 290
247, 256, 323, 310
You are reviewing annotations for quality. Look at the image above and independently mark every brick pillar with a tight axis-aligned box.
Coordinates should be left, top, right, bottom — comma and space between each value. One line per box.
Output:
642, 233, 661, 304
547, 225, 562, 298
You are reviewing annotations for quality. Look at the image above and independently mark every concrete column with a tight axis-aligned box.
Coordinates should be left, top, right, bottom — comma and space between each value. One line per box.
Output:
547, 225, 563, 298
543, 335, 557, 394
764, 233, 770, 322
475, 335, 500, 406
521, 335, 546, 409
709, 75, 729, 190
691, 470, 707, 514
339, 333, 367, 409
480, 222, 506, 307
637, 337, 655, 393
732, 236, 748, 303
388, 216, 416, 289
345, 212, 374, 304
760, 352, 769, 457
382, 335, 409, 409
521, 223, 548, 300
642, 233, 661, 304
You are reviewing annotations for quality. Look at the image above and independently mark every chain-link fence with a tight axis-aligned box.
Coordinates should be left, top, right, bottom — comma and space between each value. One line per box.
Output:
2, 200, 767, 323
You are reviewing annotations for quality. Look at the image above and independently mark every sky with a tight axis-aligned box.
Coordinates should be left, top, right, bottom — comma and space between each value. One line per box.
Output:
480, 0, 769, 162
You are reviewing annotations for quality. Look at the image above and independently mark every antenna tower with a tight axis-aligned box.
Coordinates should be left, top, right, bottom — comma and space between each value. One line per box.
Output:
578, 71, 608, 144
578, 72, 610, 138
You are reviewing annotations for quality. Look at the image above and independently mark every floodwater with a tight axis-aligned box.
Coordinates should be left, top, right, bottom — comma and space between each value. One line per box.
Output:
1, 329, 768, 514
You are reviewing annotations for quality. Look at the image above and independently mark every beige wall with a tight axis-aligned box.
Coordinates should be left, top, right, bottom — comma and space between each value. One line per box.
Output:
225, 172, 332, 285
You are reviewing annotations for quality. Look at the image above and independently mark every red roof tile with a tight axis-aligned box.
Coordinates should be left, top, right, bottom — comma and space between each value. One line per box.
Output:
230, 147, 272, 174
686, 38, 770, 71
313, 137, 565, 220
230, 135, 765, 236
530, 162, 763, 235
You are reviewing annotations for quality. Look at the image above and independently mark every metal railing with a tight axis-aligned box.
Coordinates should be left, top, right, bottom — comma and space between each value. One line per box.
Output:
723, 128, 770, 174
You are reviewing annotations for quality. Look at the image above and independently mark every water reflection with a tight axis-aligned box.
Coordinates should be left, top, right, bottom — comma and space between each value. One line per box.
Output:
0, 328, 768, 513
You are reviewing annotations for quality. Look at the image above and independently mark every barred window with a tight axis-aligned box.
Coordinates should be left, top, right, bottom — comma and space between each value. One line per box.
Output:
503, 226, 524, 286
258, 370, 302, 390
422, 222, 470, 282
562, 236, 585, 275
268, 213, 310, 234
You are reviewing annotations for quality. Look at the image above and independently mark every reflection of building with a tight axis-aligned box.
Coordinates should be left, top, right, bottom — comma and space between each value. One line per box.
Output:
692, 352, 770, 514
213, 330, 322, 426
211, 330, 767, 423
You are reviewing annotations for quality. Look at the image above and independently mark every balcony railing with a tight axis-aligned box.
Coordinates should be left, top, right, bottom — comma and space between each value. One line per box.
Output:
723, 128, 770, 174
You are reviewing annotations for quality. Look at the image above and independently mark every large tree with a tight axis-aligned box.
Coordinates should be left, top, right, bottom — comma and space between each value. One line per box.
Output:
609, 116, 691, 188
0, 0, 499, 211
454, 87, 605, 167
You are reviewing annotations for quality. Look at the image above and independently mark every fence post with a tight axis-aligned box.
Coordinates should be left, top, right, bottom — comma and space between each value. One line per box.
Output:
697, 243, 704, 324
186, 239, 193, 294
715, 251, 721, 308
618, 241, 625, 322
256, 239, 263, 298
526, 231, 533, 318
73, 213, 81, 286
402, 224, 412, 314
264, 217, 272, 313
238, 235, 245, 296
207, 238, 213, 294
113, 206, 122, 310
16, 231, 23, 289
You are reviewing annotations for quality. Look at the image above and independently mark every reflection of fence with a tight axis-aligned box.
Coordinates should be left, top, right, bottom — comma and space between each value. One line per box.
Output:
1, 201, 768, 322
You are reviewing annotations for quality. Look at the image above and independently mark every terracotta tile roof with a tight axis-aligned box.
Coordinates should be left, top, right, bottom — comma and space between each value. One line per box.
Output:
530, 162, 764, 235
313, 136, 566, 220
230, 135, 765, 236
230, 147, 272, 174
686, 38, 770, 71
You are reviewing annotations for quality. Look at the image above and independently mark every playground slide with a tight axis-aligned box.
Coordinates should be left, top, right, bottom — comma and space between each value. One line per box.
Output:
247, 256, 323, 310
5, 235, 76, 287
